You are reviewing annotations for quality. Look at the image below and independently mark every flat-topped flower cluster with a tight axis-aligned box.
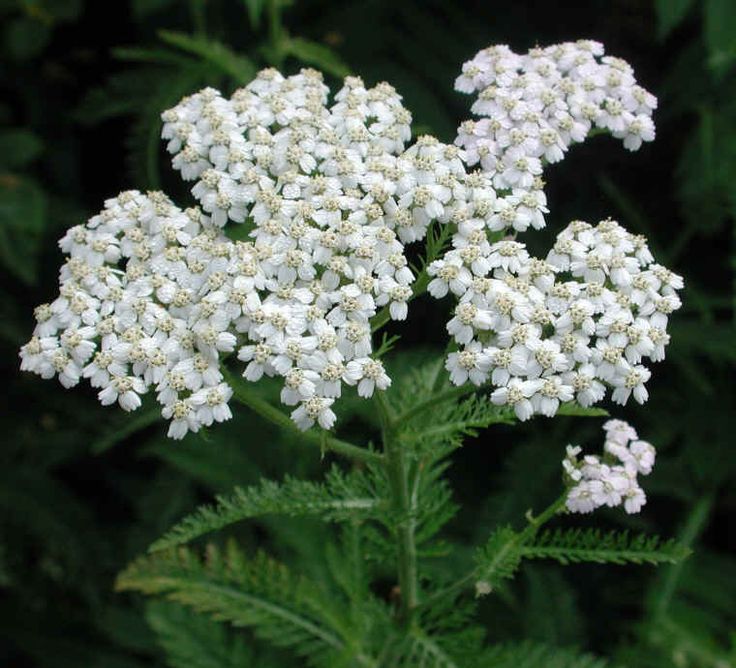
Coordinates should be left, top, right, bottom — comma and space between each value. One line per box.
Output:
19, 42, 681, 441
564, 419, 656, 514
454, 39, 656, 228
428, 40, 680, 420
438, 218, 683, 420
19, 69, 498, 437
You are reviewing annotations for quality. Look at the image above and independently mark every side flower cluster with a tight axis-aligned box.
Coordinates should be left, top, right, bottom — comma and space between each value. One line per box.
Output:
455, 40, 656, 230
438, 219, 682, 420
19, 192, 241, 439
564, 419, 656, 514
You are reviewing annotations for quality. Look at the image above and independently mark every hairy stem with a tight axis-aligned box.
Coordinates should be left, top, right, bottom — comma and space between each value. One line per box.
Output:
375, 391, 419, 624
224, 368, 383, 465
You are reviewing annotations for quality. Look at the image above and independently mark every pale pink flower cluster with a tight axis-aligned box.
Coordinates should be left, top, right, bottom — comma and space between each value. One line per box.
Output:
564, 419, 656, 514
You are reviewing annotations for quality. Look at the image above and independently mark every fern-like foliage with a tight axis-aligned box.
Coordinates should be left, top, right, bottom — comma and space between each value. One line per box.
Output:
405, 395, 516, 451
376, 593, 488, 668
145, 600, 262, 668
473, 526, 524, 594
382, 632, 465, 668
473, 526, 689, 599
523, 529, 691, 566
157, 30, 257, 83
389, 355, 450, 419
150, 467, 381, 552
117, 541, 369, 667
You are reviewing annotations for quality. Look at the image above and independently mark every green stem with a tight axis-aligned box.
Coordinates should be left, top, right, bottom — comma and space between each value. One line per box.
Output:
223, 368, 383, 465
370, 221, 454, 334
375, 391, 419, 624
518, 493, 568, 539
421, 493, 567, 608
370, 269, 430, 333
651, 493, 714, 619
189, 0, 206, 35
267, 0, 286, 67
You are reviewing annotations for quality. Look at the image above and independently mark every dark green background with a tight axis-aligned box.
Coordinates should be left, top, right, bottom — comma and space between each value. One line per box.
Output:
1, 0, 734, 666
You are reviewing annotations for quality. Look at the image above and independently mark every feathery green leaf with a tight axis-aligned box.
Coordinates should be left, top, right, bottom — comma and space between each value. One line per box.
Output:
484, 641, 612, 668
285, 38, 350, 78
145, 600, 259, 668
158, 30, 257, 84
150, 467, 380, 552
523, 529, 691, 566
473, 526, 524, 595
117, 542, 353, 666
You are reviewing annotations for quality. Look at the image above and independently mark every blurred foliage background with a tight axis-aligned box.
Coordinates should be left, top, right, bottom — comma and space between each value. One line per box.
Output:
1, 0, 734, 666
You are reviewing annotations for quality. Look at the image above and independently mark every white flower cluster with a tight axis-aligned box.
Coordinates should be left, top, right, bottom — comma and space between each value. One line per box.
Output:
454, 40, 656, 234
564, 419, 655, 514
19, 191, 240, 439
439, 218, 683, 421
19, 44, 678, 440
19, 68, 499, 437
158, 69, 506, 431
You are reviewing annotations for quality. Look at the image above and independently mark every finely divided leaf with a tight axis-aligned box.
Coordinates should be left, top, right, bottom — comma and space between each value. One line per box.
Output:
158, 31, 257, 84
473, 526, 523, 596
118, 543, 346, 666
484, 641, 612, 668
149, 467, 380, 552
145, 600, 258, 668
523, 529, 691, 566
285, 38, 350, 78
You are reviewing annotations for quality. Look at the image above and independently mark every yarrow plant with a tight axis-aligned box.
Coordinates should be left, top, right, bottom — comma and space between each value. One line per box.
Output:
20, 39, 689, 667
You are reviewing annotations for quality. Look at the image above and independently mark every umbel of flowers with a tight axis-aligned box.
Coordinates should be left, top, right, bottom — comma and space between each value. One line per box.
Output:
564, 419, 656, 514
438, 218, 683, 421
19, 40, 681, 450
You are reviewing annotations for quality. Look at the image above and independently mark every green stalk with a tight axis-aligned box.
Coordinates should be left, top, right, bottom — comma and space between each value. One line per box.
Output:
421, 493, 567, 608
391, 384, 477, 427
370, 220, 454, 334
375, 391, 419, 624
370, 268, 431, 333
266, 0, 287, 68
650, 493, 714, 619
224, 367, 383, 465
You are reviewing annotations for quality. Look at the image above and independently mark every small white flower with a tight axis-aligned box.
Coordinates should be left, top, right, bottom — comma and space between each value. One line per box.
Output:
345, 358, 391, 398
98, 375, 147, 411
490, 379, 540, 421
291, 397, 337, 430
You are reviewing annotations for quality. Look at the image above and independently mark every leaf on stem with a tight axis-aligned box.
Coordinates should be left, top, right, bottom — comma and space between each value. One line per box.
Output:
285, 38, 350, 78
158, 30, 257, 84
118, 542, 348, 665
473, 526, 524, 596
522, 528, 691, 566
149, 467, 380, 552
483, 640, 613, 668
145, 600, 260, 668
